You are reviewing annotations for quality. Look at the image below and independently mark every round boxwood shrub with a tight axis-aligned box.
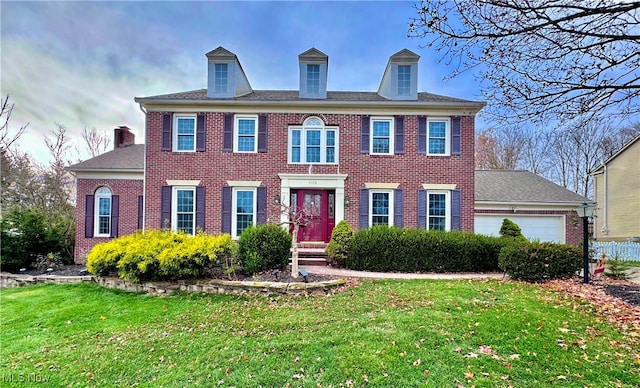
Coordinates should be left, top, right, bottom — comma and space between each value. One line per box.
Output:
498, 241, 581, 282
325, 220, 353, 268
238, 223, 292, 275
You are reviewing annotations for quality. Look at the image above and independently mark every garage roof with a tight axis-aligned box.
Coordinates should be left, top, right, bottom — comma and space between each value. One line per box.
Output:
475, 170, 588, 204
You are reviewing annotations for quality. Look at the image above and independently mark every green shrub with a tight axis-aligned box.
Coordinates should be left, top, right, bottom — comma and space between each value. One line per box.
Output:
499, 218, 527, 243
238, 224, 292, 275
498, 241, 581, 282
325, 220, 353, 267
86, 230, 237, 283
348, 226, 506, 273
0, 207, 72, 271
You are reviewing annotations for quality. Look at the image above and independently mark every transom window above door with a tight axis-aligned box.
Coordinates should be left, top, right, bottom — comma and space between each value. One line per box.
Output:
288, 117, 338, 164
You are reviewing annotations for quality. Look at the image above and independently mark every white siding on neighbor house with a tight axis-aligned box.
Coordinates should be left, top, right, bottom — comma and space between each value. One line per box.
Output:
474, 215, 565, 243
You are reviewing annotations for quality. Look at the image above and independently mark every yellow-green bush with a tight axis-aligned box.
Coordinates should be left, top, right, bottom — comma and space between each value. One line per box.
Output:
86, 230, 237, 283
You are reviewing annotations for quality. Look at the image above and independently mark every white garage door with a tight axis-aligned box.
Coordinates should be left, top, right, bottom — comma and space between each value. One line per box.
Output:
474, 215, 565, 243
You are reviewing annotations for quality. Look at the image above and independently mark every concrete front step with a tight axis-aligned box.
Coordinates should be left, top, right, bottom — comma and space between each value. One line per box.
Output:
292, 257, 327, 266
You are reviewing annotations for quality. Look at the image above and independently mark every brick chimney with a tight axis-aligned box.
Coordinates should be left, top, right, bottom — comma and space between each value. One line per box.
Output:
114, 126, 135, 149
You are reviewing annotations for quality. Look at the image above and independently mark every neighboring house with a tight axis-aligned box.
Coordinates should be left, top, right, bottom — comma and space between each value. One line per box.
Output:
474, 170, 588, 244
68, 46, 485, 263
590, 135, 640, 241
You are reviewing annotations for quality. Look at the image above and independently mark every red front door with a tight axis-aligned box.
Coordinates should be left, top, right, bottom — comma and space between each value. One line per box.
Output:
291, 190, 335, 243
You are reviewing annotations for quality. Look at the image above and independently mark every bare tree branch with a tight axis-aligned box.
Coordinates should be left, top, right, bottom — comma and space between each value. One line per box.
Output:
0, 95, 28, 153
409, 0, 640, 123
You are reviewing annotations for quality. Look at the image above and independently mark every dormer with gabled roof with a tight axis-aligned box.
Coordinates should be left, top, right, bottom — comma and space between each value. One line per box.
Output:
206, 46, 253, 98
377, 49, 420, 100
298, 48, 328, 99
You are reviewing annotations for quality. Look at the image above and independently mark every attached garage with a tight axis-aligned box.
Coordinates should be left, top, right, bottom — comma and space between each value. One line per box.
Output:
474, 214, 565, 243
475, 170, 590, 246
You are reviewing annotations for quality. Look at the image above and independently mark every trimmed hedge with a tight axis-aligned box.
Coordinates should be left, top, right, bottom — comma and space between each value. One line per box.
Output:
498, 241, 581, 282
348, 226, 507, 273
86, 230, 236, 283
325, 220, 353, 268
238, 223, 292, 275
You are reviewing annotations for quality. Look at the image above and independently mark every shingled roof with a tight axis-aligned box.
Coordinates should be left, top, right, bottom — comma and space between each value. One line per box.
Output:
67, 144, 144, 172
135, 89, 480, 105
475, 170, 588, 204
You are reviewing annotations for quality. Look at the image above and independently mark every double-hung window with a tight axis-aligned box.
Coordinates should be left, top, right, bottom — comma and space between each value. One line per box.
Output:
397, 65, 411, 96
232, 188, 256, 238
371, 118, 394, 155
307, 64, 320, 95
370, 190, 394, 226
95, 187, 112, 237
174, 114, 196, 152
289, 117, 338, 164
173, 187, 195, 235
427, 118, 451, 155
214, 63, 228, 93
234, 115, 257, 153
427, 191, 450, 231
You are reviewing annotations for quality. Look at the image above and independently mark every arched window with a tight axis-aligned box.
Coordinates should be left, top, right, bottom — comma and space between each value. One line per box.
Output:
95, 187, 112, 236
288, 117, 338, 164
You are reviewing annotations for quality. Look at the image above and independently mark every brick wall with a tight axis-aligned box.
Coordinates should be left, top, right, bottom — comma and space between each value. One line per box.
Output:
474, 209, 583, 245
74, 178, 143, 263
145, 112, 475, 233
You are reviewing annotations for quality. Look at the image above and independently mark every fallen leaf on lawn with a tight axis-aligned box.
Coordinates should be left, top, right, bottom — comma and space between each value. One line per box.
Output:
479, 345, 493, 354
100, 316, 106, 320
423, 370, 430, 376
464, 352, 479, 358
453, 347, 462, 353
557, 375, 567, 380
509, 354, 520, 359
413, 359, 421, 366
558, 327, 570, 333
293, 374, 303, 379
464, 371, 474, 379
294, 356, 300, 363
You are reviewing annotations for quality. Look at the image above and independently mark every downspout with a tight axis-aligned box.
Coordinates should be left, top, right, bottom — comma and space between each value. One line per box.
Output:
602, 165, 608, 235
138, 102, 147, 233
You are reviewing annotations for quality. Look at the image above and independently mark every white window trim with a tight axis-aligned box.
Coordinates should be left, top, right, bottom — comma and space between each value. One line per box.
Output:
370, 117, 394, 155
171, 186, 196, 235
369, 189, 394, 227
214, 63, 229, 94
427, 190, 451, 231
234, 114, 258, 153
427, 117, 451, 156
231, 187, 257, 239
172, 114, 197, 152
94, 187, 111, 237
287, 117, 339, 164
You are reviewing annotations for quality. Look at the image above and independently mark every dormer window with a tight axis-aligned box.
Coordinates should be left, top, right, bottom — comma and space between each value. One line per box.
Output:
398, 65, 411, 95
214, 63, 228, 93
307, 64, 321, 95
298, 48, 328, 99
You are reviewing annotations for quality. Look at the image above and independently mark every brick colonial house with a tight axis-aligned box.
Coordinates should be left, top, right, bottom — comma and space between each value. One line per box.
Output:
69, 46, 487, 263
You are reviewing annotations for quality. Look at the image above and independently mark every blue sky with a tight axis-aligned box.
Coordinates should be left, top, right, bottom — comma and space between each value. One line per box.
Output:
1, 1, 484, 165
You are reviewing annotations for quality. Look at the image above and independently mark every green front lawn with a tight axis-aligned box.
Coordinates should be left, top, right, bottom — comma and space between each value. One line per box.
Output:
1, 280, 638, 387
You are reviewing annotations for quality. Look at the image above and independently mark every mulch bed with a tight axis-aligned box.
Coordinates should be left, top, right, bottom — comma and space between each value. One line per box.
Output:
603, 283, 640, 307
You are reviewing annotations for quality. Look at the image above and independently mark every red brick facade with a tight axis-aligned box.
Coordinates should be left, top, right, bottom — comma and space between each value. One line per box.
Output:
74, 178, 143, 263
144, 112, 476, 234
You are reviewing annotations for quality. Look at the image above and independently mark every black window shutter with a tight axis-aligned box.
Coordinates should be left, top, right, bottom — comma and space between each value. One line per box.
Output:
451, 189, 461, 230
161, 186, 172, 229
394, 188, 404, 227
221, 186, 232, 234
137, 195, 144, 230
162, 114, 172, 151
257, 187, 267, 224
360, 115, 370, 153
359, 188, 369, 229
110, 195, 120, 238
418, 117, 427, 154
257, 115, 268, 153
85, 195, 94, 238
196, 114, 206, 152
451, 117, 461, 155
223, 113, 233, 152
394, 116, 404, 154
417, 189, 426, 229
196, 186, 206, 232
